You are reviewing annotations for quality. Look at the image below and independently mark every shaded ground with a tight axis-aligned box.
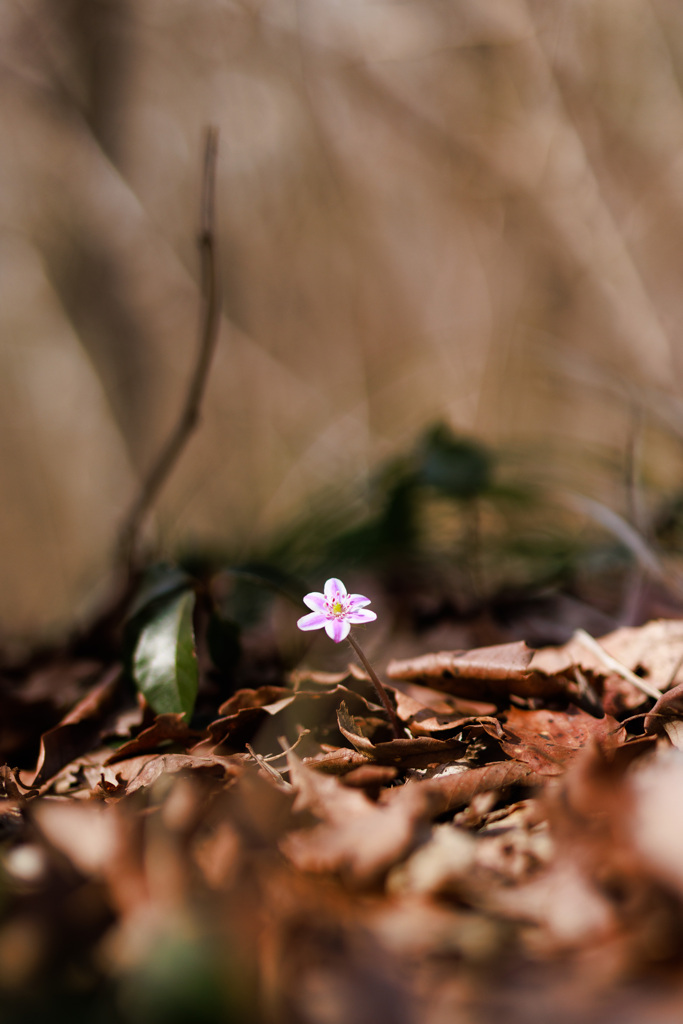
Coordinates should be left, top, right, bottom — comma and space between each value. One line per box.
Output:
3, 548, 683, 1024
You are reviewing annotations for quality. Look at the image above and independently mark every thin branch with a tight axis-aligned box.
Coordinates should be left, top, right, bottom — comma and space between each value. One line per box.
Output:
573, 628, 662, 701
246, 743, 293, 790
116, 127, 221, 569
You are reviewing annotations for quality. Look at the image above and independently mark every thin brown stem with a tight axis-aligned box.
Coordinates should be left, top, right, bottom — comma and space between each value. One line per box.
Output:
347, 631, 404, 738
573, 628, 662, 701
116, 126, 222, 570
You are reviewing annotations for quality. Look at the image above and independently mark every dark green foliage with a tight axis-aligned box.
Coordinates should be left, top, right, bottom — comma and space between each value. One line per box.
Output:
414, 424, 493, 498
126, 563, 193, 621
132, 589, 198, 719
206, 612, 242, 675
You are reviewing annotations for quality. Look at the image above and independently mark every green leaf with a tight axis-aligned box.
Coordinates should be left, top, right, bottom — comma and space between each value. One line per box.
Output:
416, 424, 493, 498
132, 590, 198, 719
127, 562, 193, 621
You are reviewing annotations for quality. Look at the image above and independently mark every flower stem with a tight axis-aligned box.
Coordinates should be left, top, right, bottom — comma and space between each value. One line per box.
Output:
347, 631, 404, 739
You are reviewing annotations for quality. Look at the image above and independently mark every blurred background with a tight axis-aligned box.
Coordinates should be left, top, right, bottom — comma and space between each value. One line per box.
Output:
3, 0, 683, 639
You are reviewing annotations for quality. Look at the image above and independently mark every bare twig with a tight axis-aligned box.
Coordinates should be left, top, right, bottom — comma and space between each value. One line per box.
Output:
625, 402, 646, 533
563, 492, 663, 579
116, 127, 221, 569
573, 628, 662, 701
246, 743, 292, 790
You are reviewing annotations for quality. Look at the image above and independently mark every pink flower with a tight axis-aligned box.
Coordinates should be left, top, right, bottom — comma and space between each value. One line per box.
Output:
297, 577, 377, 643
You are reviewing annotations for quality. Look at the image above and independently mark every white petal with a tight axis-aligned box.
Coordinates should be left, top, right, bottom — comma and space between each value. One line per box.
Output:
324, 578, 347, 602
325, 618, 350, 643
347, 594, 372, 611
303, 592, 327, 613
347, 608, 377, 625
297, 612, 327, 631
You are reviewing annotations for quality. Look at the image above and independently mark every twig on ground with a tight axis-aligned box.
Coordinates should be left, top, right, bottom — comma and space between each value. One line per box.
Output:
116, 126, 221, 570
246, 743, 292, 789
573, 627, 662, 701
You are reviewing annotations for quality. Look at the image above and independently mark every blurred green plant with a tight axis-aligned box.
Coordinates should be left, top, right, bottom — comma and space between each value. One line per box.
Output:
261, 422, 558, 590
124, 421, 683, 695
132, 589, 198, 718
125, 565, 199, 718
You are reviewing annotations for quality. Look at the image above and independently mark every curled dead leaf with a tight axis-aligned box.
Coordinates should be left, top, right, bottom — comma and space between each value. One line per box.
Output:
29, 667, 126, 788
644, 681, 683, 738
105, 712, 204, 764
337, 702, 466, 769
406, 761, 545, 817
386, 642, 568, 702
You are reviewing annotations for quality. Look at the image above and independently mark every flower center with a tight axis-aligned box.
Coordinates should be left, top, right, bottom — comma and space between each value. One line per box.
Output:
331, 600, 345, 616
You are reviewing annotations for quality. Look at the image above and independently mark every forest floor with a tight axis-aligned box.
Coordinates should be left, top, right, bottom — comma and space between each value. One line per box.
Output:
2, 550, 683, 1024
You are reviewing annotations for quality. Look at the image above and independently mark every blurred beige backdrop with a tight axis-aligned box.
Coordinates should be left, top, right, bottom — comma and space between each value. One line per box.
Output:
3, 0, 683, 637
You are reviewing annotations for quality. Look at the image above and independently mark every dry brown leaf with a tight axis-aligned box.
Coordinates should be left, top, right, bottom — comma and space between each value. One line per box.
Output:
486, 858, 618, 950
404, 761, 545, 817
387, 823, 477, 897
498, 706, 620, 776
29, 666, 125, 788
202, 685, 382, 756
92, 772, 128, 799
217, 685, 291, 716
663, 720, 683, 749
105, 712, 204, 764
0, 765, 37, 800
340, 765, 398, 790
124, 753, 229, 795
386, 641, 568, 701
282, 759, 431, 885
33, 800, 118, 876
388, 620, 683, 710
390, 804, 552, 901
336, 703, 467, 769
532, 619, 683, 695
301, 747, 372, 774
392, 689, 472, 737
644, 681, 683, 737
288, 668, 356, 690
393, 682, 497, 718
629, 748, 683, 898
